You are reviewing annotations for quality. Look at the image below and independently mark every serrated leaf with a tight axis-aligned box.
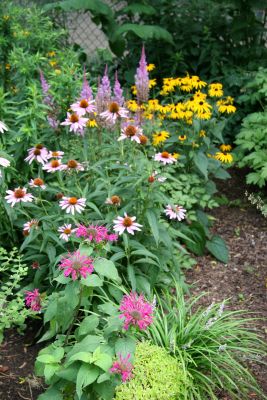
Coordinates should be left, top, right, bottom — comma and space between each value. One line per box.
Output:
76, 363, 99, 399
93, 258, 120, 282
81, 274, 103, 287
78, 315, 99, 336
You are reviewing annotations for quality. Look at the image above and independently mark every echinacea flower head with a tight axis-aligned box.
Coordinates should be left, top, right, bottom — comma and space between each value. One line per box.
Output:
135, 45, 149, 104
110, 353, 133, 382
47, 150, 64, 159
148, 171, 166, 183
154, 151, 177, 165
59, 196, 86, 215
118, 124, 142, 143
5, 187, 34, 207
164, 204, 186, 221
25, 289, 41, 311
59, 250, 94, 280
23, 219, 39, 232
60, 112, 88, 134
25, 144, 49, 165
105, 195, 121, 206
0, 157, 10, 168
214, 152, 233, 163
139, 134, 148, 145
58, 224, 75, 242
0, 121, 8, 133
43, 159, 64, 173
71, 98, 96, 116
119, 292, 154, 331
113, 213, 142, 235
29, 178, 46, 189
76, 224, 117, 243
61, 159, 84, 172
100, 102, 128, 125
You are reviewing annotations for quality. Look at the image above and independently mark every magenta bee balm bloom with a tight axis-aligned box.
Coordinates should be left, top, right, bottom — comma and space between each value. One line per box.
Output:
110, 353, 133, 382
119, 292, 154, 331
25, 289, 42, 311
59, 250, 94, 280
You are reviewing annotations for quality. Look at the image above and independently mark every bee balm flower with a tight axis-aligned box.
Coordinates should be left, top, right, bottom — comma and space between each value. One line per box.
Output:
119, 292, 154, 331
113, 213, 142, 235
59, 250, 94, 280
59, 196, 86, 215
25, 289, 41, 311
110, 354, 133, 382
5, 187, 34, 207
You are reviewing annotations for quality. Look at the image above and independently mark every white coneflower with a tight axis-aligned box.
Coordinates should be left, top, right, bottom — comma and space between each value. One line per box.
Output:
113, 213, 142, 235
5, 187, 34, 207
59, 196, 86, 215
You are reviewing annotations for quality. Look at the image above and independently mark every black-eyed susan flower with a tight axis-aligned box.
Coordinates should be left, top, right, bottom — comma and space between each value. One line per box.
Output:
199, 130, 206, 137
152, 131, 170, 146
217, 98, 236, 114
209, 83, 223, 97
149, 79, 157, 88
178, 134, 187, 141
147, 64, 155, 72
220, 144, 232, 152
191, 76, 207, 90
214, 152, 233, 163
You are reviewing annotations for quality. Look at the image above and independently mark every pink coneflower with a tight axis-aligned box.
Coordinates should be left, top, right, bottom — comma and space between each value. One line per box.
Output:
47, 150, 64, 159
105, 195, 121, 206
148, 171, 167, 183
113, 213, 142, 235
25, 144, 48, 165
110, 353, 133, 382
25, 289, 41, 311
76, 224, 118, 243
154, 151, 177, 165
0, 121, 8, 133
61, 159, 84, 172
29, 178, 46, 189
61, 112, 88, 134
71, 98, 96, 116
59, 196, 86, 215
23, 219, 39, 232
42, 159, 64, 173
5, 187, 34, 207
58, 224, 75, 242
164, 204, 186, 221
59, 250, 94, 280
100, 102, 128, 125
118, 124, 143, 143
119, 292, 154, 331
0, 157, 10, 167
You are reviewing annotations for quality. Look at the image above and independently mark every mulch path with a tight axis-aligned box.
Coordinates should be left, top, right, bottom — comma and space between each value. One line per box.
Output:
0, 168, 266, 400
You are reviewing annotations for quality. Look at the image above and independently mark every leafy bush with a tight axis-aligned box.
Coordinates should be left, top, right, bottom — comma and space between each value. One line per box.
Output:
0, 247, 32, 343
146, 283, 267, 400
114, 341, 188, 400
235, 68, 267, 187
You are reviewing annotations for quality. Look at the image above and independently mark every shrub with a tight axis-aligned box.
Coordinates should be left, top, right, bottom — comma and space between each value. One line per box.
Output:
146, 283, 267, 400
114, 341, 188, 400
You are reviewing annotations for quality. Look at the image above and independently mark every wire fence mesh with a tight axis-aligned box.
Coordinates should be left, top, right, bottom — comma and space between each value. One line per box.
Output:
12, 0, 125, 55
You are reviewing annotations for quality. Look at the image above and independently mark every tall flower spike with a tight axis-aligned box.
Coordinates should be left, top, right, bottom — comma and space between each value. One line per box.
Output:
113, 71, 124, 106
96, 66, 111, 115
80, 66, 93, 100
135, 45, 149, 104
39, 70, 50, 93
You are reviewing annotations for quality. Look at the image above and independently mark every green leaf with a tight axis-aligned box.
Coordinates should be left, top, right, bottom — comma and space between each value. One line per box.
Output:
78, 315, 100, 336
38, 387, 63, 400
79, 243, 93, 256
146, 209, 159, 245
69, 351, 92, 364
93, 353, 113, 371
122, 3, 156, 15
127, 264, 136, 291
66, 335, 103, 362
76, 363, 99, 398
113, 24, 173, 44
97, 372, 111, 383
193, 152, 208, 179
56, 363, 79, 382
115, 337, 136, 358
98, 302, 118, 316
206, 235, 229, 264
93, 258, 120, 282
81, 274, 103, 287
44, 0, 112, 17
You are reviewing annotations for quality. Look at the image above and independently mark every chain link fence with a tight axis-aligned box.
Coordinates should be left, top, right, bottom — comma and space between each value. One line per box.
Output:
13, 0, 125, 55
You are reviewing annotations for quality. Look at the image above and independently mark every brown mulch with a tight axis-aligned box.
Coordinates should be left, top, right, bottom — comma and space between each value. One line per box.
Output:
0, 168, 266, 400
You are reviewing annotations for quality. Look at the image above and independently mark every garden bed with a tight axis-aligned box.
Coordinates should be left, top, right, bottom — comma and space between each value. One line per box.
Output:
0, 169, 266, 400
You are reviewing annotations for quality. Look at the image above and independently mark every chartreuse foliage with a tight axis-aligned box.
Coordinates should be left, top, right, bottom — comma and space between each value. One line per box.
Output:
146, 283, 267, 400
235, 68, 267, 187
115, 342, 188, 400
0, 247, 32, 343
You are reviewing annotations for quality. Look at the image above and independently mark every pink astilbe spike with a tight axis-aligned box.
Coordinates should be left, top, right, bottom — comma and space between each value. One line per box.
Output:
80, 66, 93, 100
113, 71, 124, 106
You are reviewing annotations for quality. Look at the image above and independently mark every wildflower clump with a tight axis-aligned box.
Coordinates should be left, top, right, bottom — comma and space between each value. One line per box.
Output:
114, 342, 188, 400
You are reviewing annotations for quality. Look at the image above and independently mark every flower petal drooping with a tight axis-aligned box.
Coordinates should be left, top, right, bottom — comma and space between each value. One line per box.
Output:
135, 45, 149, 104
25, 289, 42, 311
113, 213, 142, 235
5, 187, 34, 207
59, 196, 86, 215
164, 205, 186, 221
119, 292, 154, 330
